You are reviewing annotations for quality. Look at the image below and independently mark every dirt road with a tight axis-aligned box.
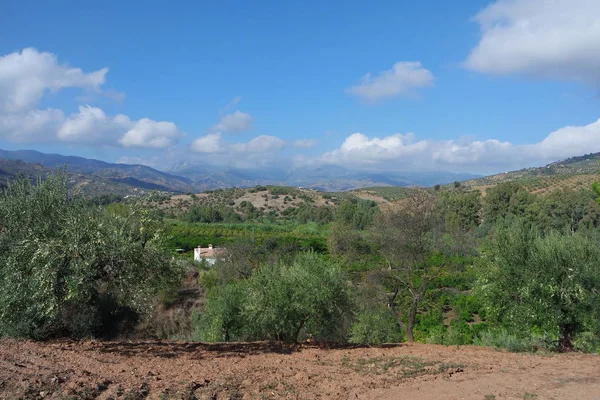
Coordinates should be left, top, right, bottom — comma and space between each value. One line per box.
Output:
1, 339, 598, 399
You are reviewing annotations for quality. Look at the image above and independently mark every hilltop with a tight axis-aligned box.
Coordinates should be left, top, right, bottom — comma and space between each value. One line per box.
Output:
0, 159, 149, 196
0, 149, 193, 194
459, 152, 600, 195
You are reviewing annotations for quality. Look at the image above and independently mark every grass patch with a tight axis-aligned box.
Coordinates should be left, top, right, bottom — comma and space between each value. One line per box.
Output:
341, 356, 464, 380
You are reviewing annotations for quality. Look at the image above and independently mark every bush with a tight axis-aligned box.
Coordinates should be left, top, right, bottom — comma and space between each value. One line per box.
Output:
193, 252, 354, 343
191, 282, 249, 342
473, 329, 551, 352
444, 320, 473, 345
573, 332, 600, 353
0, 174, 182, 339
349, 308, 403, 345
475, 218, 600, 351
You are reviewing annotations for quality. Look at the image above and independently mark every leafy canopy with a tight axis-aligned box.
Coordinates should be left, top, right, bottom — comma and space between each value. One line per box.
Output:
475, 218, 600, 351
0, 174, 182, 339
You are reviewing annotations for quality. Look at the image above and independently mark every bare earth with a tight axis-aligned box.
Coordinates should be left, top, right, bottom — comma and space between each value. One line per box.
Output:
1, 340, 599, 399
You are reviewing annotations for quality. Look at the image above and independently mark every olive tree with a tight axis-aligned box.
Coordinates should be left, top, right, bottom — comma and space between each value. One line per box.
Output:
476, 218, 600, 351
0, 174, 182, 339
195, 252, 354, 343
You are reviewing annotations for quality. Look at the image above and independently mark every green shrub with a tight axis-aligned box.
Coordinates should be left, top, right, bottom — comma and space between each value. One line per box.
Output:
424, 326, 446, 344
573, 332, 600, 353
473, 329, 551, 352
0, 174, 181, 339
349, 307, 403, 345
193, 252, 354, 343
476, 218, 600, 351
191, 282, 249, 342
444, 320, 473, 345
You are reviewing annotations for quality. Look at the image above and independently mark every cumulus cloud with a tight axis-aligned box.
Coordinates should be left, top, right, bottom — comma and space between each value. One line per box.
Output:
465, 0, 600, 84
59, 106, 180, 148
0, 48, 182, 149
0, 108, 64, 142
346, 62, 434, 101
190, 133, 286, 168
190, 133, 224, 153
1, 105, 181, 148
119, 119, 180, 148
293, 139, 318, 148
320, 119, 600, 173
211, 110, 253, 133
0, 48, 108, 113
230, 135, 285, 153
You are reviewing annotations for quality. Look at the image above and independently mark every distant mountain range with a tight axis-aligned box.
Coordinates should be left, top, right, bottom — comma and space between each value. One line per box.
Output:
0, 148, 479, 194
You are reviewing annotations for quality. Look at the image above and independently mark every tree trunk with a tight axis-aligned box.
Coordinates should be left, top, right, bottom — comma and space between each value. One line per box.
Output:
294, 316, 309, 343
406, 298, 418, 343
558, 324, 575, 352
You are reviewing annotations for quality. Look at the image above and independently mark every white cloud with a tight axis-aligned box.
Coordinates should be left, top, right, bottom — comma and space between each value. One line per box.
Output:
192, 133, 285, 154
0, 105, 180, 148
293, 139, 318, 148
319, 119, 600, 173
0, 48, 108, 113
191, 133, 224, 153
190, 133, 286, 168
58, 106, 180, 148
57, 105, 126, 144
346, 62, 434, 101
465, 0, 600, 84
211, 110, 253, 133
0, 108, 64, 142
119, 118, 180, 148
231, 135, 285, 153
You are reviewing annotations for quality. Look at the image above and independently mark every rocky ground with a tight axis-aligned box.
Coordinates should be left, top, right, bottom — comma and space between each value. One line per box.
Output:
1, 339, 598, 399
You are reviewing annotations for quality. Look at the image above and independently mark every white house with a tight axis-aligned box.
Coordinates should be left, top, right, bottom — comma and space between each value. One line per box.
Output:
193, 244, 225, 265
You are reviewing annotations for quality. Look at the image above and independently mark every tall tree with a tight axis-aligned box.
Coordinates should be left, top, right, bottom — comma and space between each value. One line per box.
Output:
370, 191, 466, 342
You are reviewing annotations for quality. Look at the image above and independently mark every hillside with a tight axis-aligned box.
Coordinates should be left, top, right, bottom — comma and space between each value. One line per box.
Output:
460, 152, 600, 194
173, 164, 479, 191
151, 185, 362, 217
0, 149, 479, 193
0, 159, 172, 197
0, 149, 193, 193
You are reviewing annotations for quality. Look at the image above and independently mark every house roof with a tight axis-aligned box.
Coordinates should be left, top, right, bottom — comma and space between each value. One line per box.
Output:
196, 247, 226, 258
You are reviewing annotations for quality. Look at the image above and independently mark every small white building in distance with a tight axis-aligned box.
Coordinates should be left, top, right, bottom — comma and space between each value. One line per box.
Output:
193, 244, 225, 265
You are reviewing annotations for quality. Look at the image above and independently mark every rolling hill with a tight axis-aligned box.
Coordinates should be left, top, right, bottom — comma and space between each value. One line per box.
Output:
5, 148, 599, 198
0, 149, 479, 193
0, 149, 193, 193
460, 152, 600, 194
0, 159, 146, 196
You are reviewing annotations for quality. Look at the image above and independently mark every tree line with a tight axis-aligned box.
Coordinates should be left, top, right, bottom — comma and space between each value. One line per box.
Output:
1, 174, 600, 353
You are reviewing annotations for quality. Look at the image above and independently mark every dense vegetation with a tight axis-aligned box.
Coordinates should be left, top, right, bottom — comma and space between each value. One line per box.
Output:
0, 175, 182, 339
1, 173, 600, 354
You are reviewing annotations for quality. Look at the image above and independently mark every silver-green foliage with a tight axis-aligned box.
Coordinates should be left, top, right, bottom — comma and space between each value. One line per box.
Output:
349, 307, 403, 345
194, 252, 354, 343
475, 218, 600, 350
0, 174, 181, 339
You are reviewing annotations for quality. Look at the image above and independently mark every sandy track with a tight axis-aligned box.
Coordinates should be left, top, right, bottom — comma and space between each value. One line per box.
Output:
1, 339, 598, 399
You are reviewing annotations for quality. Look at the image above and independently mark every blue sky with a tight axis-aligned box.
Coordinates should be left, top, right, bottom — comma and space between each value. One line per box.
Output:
1, 0, 600, 174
